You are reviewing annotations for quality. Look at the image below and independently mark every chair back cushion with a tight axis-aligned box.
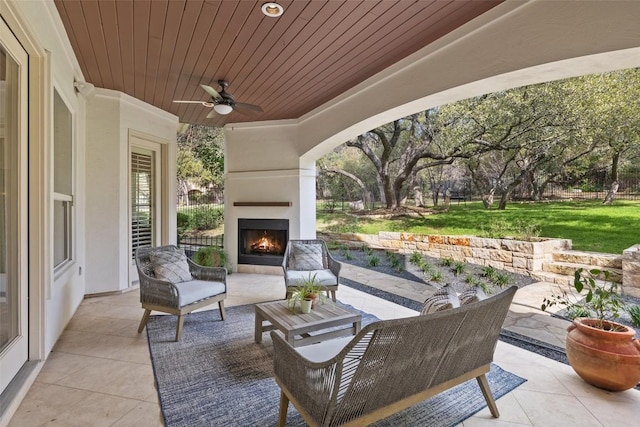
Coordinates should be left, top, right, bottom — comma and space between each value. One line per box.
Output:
290, 242, 324, 270
149, 249, 193, 284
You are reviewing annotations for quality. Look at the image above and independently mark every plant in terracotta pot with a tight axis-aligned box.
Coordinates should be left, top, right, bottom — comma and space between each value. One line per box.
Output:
542, 268, 640, 391
287, 274, 327, 314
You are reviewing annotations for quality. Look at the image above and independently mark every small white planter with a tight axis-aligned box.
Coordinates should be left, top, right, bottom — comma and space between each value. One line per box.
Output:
300, 299, 312, 314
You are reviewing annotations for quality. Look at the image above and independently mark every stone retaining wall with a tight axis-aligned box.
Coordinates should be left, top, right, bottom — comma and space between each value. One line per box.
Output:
622, 245, 640, 298
319, 231, 572, 277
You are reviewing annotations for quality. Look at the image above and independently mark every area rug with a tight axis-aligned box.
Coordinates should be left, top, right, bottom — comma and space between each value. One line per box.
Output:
146, 304, 527, 427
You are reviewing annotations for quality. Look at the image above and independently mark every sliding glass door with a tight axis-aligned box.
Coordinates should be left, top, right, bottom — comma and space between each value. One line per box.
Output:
0, 18, 29, 394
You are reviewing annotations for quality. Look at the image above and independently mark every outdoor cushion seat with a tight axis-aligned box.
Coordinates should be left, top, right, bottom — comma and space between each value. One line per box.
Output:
174, 280, 226, 306
272, 286, 518, 427
285, 269, 338, 288
135, 245, 227, 341
282, 239, 341, 302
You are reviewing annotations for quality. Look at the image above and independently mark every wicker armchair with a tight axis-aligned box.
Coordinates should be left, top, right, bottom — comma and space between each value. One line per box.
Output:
135, 245, 227, 341
272, 286, 517, 427
282, 239, 341, 302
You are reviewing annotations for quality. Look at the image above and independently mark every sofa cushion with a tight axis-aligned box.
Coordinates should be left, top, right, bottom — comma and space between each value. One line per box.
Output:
291, 243, 324, 270
459, 286, 488, 305
174, 279, 226, 306
149, 249, 193, 284
286, 269, 337, 287
295, 336, 354, 362
421, 285, 460, 314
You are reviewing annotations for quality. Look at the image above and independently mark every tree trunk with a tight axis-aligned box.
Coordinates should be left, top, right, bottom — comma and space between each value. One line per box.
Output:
413, 186, 424, 207
603, 181, 619, 205
444, 188, 451, 209
482, 188, 495, 209
602, 152, 620, 205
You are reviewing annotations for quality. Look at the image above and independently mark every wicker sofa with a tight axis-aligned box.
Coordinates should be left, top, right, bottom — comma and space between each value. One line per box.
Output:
271, 285, 517, 427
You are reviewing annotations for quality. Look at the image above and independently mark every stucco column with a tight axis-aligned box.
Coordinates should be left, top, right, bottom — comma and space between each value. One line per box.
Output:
224, 121, 316, 273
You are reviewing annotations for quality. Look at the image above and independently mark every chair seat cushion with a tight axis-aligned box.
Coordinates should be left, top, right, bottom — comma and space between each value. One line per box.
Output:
286, 269, 337, 287
174, 280, 225, 306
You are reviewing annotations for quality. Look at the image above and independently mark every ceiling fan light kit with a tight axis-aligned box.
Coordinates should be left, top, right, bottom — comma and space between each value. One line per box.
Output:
213, 104, 233, 115
173, 79, 263, 119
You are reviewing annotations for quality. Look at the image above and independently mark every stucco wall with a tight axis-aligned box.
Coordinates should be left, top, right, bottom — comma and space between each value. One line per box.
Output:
85, 89, 178, 294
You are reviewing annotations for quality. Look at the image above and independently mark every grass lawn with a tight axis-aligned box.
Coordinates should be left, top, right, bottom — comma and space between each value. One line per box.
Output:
317, 200, 640, 254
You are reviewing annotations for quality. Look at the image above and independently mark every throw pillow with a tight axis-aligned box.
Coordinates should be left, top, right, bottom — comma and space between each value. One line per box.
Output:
421, 285, 460, 315
149, 249, 193, 284
290, 243, 324, 270
459, 286, 488, 305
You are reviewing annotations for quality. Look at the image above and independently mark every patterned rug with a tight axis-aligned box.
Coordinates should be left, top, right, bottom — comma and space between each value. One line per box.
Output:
146, 304, 526, 427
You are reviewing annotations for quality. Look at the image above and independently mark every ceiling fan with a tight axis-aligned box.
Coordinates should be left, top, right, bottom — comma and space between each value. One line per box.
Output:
173, 80, 264, 117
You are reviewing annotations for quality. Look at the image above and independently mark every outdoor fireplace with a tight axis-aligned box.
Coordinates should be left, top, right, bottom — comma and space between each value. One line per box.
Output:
238, 218, 289, 266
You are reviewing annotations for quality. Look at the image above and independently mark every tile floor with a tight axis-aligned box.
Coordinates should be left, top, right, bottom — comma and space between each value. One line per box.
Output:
7, 273, 640, 426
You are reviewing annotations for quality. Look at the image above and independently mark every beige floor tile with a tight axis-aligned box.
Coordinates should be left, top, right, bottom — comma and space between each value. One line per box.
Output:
512, 389, 602, 427
466, 393, 532, 426
52, 330, 151, 365
37, 392, 141, 427
7, 383, 90, 427
32, 351, 104, 384
579, 394, 640, 427
110, 402, 165, 427
54, 358, 157, 401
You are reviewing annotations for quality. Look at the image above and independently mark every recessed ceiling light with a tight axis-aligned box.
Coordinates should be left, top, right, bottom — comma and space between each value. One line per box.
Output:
261, 2, 284, 18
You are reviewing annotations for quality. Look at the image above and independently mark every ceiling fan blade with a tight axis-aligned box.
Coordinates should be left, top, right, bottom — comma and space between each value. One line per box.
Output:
173, 100, 209, 104
234, 102, 264, 114
201, 84, 222, 100
206, 109, 217, 119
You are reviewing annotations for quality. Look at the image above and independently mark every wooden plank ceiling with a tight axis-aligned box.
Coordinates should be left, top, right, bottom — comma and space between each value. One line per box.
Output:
55, 0, 502, 127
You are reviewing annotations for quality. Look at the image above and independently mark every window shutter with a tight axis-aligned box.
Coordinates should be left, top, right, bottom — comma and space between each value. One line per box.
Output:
131, 151, 154, 259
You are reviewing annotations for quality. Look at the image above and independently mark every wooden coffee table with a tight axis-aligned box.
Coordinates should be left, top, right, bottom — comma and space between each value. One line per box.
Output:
254, 299, 362, 347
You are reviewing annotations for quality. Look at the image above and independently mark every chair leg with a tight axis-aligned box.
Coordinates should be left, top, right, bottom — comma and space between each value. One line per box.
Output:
138, 309, 152, 333
477, 374, 500, 418
175, 315, 185, 342
218, 300, 226, 320
331, 290, 337, 302
278, 391, 290, 427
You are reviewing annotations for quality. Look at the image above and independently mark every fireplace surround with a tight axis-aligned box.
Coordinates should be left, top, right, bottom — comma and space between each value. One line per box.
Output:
238, 218, 289, 266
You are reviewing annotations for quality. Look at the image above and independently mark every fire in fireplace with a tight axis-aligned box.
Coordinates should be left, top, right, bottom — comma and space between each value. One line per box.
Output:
238, 218, 289, 266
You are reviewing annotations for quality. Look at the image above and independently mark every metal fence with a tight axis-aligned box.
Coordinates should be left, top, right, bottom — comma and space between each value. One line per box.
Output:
177, 189, 224, 256
316, 172, 640, 212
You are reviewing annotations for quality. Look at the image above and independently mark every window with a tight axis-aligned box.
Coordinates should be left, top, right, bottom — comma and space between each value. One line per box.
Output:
53, 90, 73, 269
131, 147, 155, 259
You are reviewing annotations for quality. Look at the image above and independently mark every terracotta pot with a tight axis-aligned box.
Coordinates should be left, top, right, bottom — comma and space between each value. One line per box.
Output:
309, 294, 319, 309
566, 318, 640, 391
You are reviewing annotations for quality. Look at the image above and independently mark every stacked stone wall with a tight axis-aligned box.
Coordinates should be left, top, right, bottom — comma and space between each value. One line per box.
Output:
319, 231, 572, 276
622, 245, 640, 298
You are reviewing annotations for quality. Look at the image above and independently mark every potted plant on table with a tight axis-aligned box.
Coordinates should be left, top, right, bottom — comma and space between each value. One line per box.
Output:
288, 273, 327, 314
541, 268, 640, 391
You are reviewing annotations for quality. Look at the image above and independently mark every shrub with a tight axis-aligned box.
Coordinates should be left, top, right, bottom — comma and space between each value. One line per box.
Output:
189, 207, 223, 231
430, 271, 444, 283
389, 255, 403, 272
420, 261, 433, 274
481, 266, 498, 280
464, 274, 477, 285
409, 251, 423, 265
367, 254, 380, 267
193, 246, 232, 272
452, 261, 466, 276
494, 273, 511, 288
341, 249, 354, 260
626, 304, 640, 327
177, 212, 190, 228
440, 257, 454, 267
